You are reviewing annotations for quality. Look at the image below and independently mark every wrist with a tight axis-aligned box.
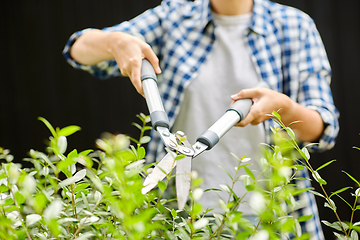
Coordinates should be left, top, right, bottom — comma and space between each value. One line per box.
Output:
106, 32, 124, 57
280, 95, 298, 125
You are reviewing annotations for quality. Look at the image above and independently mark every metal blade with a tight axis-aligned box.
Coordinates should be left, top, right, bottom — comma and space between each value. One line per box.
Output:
175, 138, 193, 210
192, 141, 208, 158
142, 151, 177, 194
176, 155, 192, 210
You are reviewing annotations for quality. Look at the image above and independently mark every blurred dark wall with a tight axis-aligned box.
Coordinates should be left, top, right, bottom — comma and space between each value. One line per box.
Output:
1, 1, 359, 239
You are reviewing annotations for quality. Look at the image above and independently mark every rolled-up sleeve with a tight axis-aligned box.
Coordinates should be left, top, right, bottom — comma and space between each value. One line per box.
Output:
296, 19, 339, 151
62, 0, 172, 79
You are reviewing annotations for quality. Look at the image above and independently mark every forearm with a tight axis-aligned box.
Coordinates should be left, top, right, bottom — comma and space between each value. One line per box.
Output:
70, 30, 119, 65
232, 88, 325, 143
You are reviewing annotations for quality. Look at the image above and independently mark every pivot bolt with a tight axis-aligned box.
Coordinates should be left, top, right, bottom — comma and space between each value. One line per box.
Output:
162, 132, 170, 137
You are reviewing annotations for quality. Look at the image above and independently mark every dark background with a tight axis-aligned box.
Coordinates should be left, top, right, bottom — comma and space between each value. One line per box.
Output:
1, 0, 359, 238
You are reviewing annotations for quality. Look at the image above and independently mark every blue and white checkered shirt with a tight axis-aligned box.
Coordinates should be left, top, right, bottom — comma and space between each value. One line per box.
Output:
63, 0, 339, 238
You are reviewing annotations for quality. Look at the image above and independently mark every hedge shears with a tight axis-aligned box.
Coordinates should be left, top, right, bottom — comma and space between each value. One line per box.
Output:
140, 59, 258, 210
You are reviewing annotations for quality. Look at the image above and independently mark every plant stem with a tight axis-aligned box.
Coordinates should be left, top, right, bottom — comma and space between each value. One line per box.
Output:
215, 160, 243, 239
70, 184, 78, 219
3, 163, 32, 240
348, 194, 359, 235
274, 116, 349, 236
69, 193, 104, 240
208, 171, 265, 240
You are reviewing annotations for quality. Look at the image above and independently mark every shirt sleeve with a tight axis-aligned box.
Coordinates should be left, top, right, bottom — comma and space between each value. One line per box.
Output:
296, 19, 339, 152
62, 0, 172, 79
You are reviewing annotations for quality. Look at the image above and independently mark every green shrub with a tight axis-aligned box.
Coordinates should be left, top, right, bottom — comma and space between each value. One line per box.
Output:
0, 112, 358, 239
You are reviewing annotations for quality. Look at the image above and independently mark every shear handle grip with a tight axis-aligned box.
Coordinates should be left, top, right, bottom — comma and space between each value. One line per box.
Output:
196, 82, 269, 150
196, 99, 252, 150
141, 59, 170, 129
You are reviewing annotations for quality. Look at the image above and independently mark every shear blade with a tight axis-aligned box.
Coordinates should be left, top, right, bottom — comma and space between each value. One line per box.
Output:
176, 155, 192, 210
142, 151, 177, 194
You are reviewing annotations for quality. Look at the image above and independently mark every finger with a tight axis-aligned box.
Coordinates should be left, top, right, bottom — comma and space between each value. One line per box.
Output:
131, 60, 144, 96
142, 44, 161, 74
234, 110, 255, 127
250, 115, 271, 125
231, 88, 260, 102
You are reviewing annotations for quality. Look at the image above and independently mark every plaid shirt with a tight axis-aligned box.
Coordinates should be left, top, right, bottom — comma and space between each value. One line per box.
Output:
63, 0, 339, 238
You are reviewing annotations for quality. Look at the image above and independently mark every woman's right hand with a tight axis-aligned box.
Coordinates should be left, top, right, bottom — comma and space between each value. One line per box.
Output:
71, 30, 161, 96
107, 31, 161, 95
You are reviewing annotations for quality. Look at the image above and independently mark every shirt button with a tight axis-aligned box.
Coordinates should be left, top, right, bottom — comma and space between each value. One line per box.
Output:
191, 67, 196, 72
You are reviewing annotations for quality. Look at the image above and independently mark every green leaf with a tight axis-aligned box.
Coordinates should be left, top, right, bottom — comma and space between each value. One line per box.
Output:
353, 146, 360, 151
57, 136, 68, 155
0, 185, 9, 193
143, 126, 152, 131
81, 192, 90, 210
140, 136, 151, 144
219, 166, 233, 181
33, 192, 48, 213
228, 186, 239, 201
58, 169, 87, 188
324, 202, 336, 211
316, 160, 336, 172
322, 221, 348, 232
43, 199, 63, 221
193, 218, 209, 230
204, 188, 221, 192
15, 192, 26, 205
157, 181, 167, 192
26, 214, 42, 227
125, 159, 145, 170
292, 187, 314, 196
343, 171, 360, 187
58, 125, 81, 137
57, 157, 76, 171
171, 209, 177, 218
79, 149, 93, 156
329, 187, 352, 198
137, 146, 146, 159
285, 127, 295, 139
244, 166, 255, 180
293, 164, 305, 171
38, 117, 57, 138
74, 183, 90, 193
174, 154, 185, 161
245, 184, 255, 191
288, 120, 302, 127
351, 230, 359, 240
272, 110, 281, 120
301, 147, 310, 160
132, 122, 142, 131
335, 194, 353, 209
73, 232, 95, 240
318, 178, 327, 185
297, 214, 313, 223
312, 171, 327, 185
219, 184, 231, 193
309, 190, 326, 199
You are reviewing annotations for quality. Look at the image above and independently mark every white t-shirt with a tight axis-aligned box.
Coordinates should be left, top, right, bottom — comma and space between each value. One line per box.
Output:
172, 12, 265, 214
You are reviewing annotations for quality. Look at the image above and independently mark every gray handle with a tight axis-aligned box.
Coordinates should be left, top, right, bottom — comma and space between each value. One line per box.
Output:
227, 98, 253, 121
141, 59, 170, 129
196, 81, 269, 150
196, 99, 252, 149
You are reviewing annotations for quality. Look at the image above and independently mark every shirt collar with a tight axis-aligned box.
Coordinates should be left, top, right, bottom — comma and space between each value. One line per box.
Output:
249, 0, 272, 36
198, 0, 272, 36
